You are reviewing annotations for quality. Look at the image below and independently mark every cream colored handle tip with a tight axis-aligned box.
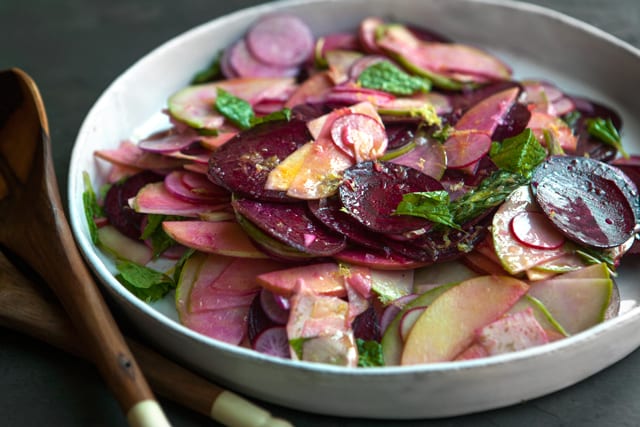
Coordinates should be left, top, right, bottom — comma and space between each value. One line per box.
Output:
127, 400, 172, 427
211, 391, 293, 427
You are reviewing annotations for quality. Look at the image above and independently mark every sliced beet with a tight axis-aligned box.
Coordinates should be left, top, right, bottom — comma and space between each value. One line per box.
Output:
492, 102, 531, 142
208, 119, 311, 201
245, 13, 314, 67
384, 122, 418, 150
103, 170, 163, 240
232, 198, 347, 256
409, 222, 490, 263
339, 161, 443, 234
247, 292, 276, 345
259, 288, 290, 325
351, 305, 381, 342
532, 155, 639, 248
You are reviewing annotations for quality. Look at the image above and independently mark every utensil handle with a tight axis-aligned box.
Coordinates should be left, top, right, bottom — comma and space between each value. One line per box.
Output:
0, 251, 292, 427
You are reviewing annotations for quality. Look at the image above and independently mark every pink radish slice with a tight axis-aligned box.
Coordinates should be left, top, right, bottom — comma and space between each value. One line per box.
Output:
252, 326, 291, 358
138, 129, 201, 153
228, 39, 299, 78
330, 113, 388, 162
245, 13, 314, 67
510, 211, 565, 250
182, 306, 249, 345
133, 183, 228, 217
443, 131, 492, 169
180, 171, 229, 197
348, 55, 388, 79
399, 306, 427, 342
260, 288, 290, 325
379, 294, 418, 334
358, 17, 384, 54
220, 46, 239, 79
164, 170, 228, 203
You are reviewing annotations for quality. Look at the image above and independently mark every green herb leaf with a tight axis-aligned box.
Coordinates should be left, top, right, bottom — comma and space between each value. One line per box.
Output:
395, 190, 460, 229
289, 337, 308, 360
489, 128, 547, 178
172, 248, 195, 284
358, 60, 431, 95
115, 260, 174, 303
215, 88, 254, 130
356, 339, 385, 367
140, 214, 179, 258
250, 107, 292, 126
431, 124, 454, 143
450, 170, 529, 225
82, 171, 104, 245
191, 52, 222, 84
585, 117, 629, 159
562, 110, 581, 129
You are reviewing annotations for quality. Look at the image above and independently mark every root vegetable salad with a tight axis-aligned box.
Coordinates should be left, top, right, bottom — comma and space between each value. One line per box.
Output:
84, 13, 640, 367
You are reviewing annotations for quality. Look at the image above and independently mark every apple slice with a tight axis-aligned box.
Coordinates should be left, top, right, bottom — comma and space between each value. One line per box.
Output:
476, 307, 549, 356
526, 263, 612, 335
257, 262, 348, 298
401, 275, 529, 365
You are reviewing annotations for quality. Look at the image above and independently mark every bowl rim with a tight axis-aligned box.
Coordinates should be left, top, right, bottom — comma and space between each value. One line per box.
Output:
67, 0, 640, 378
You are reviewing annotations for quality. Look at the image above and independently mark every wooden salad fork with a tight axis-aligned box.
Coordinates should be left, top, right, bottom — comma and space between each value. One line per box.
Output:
0, 67, 170, 426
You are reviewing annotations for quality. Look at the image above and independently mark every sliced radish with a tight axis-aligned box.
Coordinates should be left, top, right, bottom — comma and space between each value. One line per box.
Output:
379, 294, 418, 334
253, 326, 291, 358
164, 170, 229, 204
330, 113, 388, 162
137, 129, 201, 153
443, 131, 492, 169
510, 211, 565, 250
399, 306, 427, 342
228, 39, 299, 78
246, 13, 314, 67
133, 183, 229, 217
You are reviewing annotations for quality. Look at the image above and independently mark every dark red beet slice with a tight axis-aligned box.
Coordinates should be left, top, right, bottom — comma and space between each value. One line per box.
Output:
253, 326, 291, 358
351, 305, 381, 342
245, 13, 314, 67
570, 96, 622, 161
409, 222, 490, 263
532, 155, 639, 248
208, 119, 311, 201
247, 292, 276, 345
259, 288, 289, 325
492, 102, 531, 142
339, 161, 443, 234
103, 170, 163, 240
232, 198, 347, 256
384, 122, 418, 150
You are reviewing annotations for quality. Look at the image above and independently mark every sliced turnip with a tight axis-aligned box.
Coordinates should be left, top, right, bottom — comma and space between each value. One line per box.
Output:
532, 155, 639, 248
246, 13, 314, 67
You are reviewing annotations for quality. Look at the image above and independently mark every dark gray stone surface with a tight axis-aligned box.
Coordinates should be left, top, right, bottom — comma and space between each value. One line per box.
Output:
1, 1, 639, 425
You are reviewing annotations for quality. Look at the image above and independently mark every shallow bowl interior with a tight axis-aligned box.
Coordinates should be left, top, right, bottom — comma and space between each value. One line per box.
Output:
68, 0, 640, 419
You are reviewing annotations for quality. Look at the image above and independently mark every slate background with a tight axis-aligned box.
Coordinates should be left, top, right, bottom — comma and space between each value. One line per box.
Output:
1, 0, 639, 426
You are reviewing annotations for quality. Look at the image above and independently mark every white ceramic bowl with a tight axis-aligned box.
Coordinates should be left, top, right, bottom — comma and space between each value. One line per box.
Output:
68, 0, 640, 419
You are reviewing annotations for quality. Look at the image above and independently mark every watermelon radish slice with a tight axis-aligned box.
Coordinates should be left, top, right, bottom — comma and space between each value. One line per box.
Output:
232, 198, 346, 256
510, 211, 565, 250
339, 161, 443, 234
532, 155, 639, 248
252, 326, 291, 358
162, 220, 266, 258
245, 13, 314, 67
330, 112, 388, 162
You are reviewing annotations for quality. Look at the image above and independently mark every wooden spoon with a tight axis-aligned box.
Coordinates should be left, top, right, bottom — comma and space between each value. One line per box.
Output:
0, 250, 292, 427
0, 68, 170, 426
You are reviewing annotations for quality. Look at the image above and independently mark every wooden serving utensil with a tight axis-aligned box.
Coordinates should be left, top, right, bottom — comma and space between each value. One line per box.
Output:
0, 250, 292, 427
0, 68, 169, 426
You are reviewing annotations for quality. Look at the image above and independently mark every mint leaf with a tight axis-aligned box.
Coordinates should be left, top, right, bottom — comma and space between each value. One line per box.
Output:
250, 107, 291, 126
82, 171, 104, 245
191, 51, 222, 84
395, 190, 460, 229
585, 117, 629, 159
358, 60, 431, 95
115, 260, 174, 303
356, 339, 385, 367
215, 88, 254, 130
289, 337, 308, 360
489, 128, 546, 178
140, 214, 179, 258
450, 170, 529, 225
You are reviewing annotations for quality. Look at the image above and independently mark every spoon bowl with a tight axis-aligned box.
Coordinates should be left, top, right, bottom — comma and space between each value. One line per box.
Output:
0, 68, 170, 427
